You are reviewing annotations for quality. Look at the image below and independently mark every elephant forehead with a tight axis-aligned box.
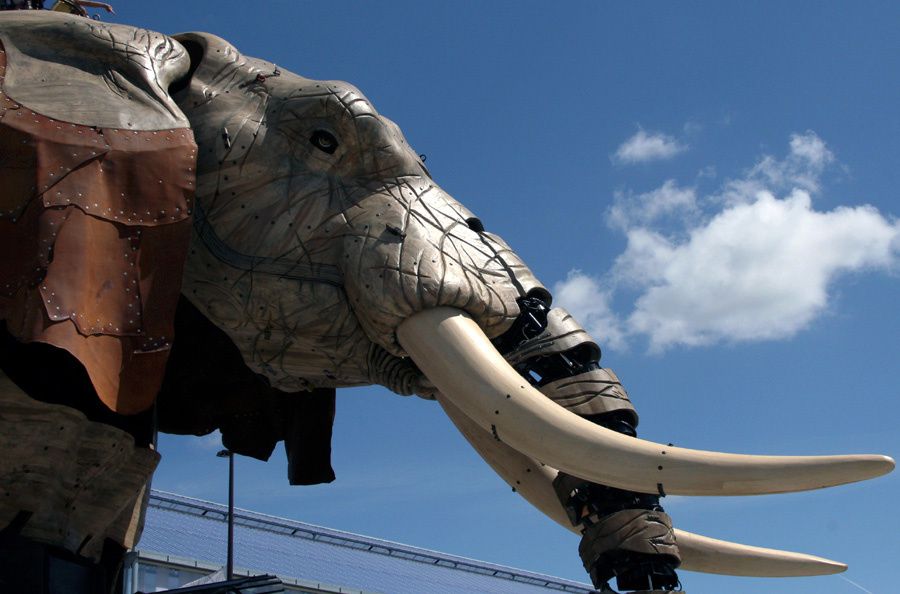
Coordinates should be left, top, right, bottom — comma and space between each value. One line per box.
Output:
274, 77, 377, 118
309, 83, 376, 119
273, 79, 416, 157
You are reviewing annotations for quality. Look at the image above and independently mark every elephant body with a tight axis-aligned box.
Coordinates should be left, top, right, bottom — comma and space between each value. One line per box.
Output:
0, 10, 892, 594
0, 9, 554, 571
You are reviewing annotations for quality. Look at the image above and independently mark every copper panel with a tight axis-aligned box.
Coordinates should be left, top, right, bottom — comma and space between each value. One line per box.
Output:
134, 219, 193, 351
39, 319, 175, 415
0, 42, 197, 414
32, 129, 195, 226
0, 200, 45, 299
40, 208, 144, 335
0, 107, 196, 226
0, 117, 35, 218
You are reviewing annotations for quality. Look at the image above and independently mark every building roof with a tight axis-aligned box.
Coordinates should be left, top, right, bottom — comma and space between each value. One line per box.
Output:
139, 490, 596, 594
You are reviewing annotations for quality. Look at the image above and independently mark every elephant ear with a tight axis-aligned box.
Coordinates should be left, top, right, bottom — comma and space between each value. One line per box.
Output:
169, 30, 286, 177
0, 12, 196, 415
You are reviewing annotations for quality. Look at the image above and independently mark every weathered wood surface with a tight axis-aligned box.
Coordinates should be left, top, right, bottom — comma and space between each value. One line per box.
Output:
0, 371, 158, 560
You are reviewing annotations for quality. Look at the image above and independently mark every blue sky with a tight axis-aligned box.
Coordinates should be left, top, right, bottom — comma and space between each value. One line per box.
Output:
111, 2, 897, 592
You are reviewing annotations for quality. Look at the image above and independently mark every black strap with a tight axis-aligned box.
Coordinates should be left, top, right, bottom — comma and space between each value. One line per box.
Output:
0, 510, 32, 538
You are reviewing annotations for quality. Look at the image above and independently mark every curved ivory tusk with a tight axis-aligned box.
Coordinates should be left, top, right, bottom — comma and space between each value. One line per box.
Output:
438, 395, 847, 577
398, 307, 894, 496
673, 531, 846, 577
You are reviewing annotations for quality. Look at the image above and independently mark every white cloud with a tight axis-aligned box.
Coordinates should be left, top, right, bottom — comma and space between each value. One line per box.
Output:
717, 131, 835, 204
620, 190, 898, 351
789, 130, 834, 168
613, 129, 687, 164
609, 180, 698, 231
697, 165, 717, 180
557, 132, 899, 352
551, 271, 627, 351
194, 430, 224, 451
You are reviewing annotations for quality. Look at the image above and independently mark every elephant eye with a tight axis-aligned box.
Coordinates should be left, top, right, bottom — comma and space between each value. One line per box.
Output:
310, 130, 339, 154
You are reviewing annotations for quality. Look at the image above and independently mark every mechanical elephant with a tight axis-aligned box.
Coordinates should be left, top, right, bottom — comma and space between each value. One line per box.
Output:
0, 11, 892, 594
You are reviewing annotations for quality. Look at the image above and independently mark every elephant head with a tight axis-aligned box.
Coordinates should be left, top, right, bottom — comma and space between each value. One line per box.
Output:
173, 31, 544, 394
164, 32, 893, 584
169, 30, 890, 491
0, 12, 892, 592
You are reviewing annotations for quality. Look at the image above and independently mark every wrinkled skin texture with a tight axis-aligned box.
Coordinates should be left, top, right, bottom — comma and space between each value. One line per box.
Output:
177, 33, 544, 392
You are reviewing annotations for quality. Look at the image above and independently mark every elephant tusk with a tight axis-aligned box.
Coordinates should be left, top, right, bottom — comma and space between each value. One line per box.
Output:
397, 307, 894, 496
673, 531, 846, 577
437, 395, 847, 577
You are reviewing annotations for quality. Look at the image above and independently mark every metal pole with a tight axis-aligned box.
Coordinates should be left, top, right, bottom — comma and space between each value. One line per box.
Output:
227, 450, 234, 580
217, 449, 235, 580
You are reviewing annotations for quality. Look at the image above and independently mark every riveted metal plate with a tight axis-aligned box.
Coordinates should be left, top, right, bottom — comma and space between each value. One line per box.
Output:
0, 41, 197, 414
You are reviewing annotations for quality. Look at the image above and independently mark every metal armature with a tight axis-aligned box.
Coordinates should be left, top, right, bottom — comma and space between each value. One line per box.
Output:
495, 296, 681, 592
